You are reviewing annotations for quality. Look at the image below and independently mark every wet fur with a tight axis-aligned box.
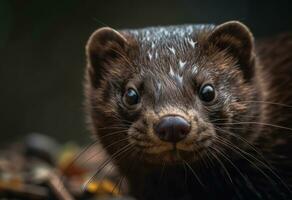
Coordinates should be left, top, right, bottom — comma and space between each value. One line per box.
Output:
84, 22, 292, 199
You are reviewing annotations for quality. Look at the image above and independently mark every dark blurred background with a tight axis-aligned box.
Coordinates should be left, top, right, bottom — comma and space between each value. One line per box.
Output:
1, 0, 292, 145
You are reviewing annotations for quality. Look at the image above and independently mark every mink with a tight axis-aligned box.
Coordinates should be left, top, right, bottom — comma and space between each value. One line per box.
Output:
84, 21, 292, 200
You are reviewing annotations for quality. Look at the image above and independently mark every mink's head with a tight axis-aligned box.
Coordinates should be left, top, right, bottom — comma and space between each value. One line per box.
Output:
84, 21, 259, 165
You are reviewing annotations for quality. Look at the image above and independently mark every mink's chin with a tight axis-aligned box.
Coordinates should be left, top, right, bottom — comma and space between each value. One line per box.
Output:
140, 145, 204, 165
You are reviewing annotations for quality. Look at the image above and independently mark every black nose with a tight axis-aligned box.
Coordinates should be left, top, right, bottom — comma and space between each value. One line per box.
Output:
154, 115, 191, 143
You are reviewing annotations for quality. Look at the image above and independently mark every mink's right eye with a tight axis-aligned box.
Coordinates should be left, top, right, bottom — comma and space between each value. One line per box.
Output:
123, 88, 140, 108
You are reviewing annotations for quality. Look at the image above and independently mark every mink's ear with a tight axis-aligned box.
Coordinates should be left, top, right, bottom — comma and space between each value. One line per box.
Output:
86, 27, 133, 87
208, 21, 255, 80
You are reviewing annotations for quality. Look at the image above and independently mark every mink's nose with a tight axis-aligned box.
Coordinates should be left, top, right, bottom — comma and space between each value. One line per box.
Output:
154, 115, 191, 143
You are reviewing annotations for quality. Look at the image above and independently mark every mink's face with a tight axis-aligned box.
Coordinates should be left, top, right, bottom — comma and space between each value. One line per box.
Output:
85, 22, 256, 165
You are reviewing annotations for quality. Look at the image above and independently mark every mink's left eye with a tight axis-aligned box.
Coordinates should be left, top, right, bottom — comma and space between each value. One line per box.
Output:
199, 84, 216, 103
123, 88, 140, 107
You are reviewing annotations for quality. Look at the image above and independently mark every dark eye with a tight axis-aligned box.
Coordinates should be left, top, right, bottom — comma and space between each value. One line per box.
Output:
199, 84, 216, 102
123, 88, 140, 107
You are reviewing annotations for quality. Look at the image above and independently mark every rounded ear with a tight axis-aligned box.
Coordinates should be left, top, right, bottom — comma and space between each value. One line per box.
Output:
85, 27, 129, 87
208, 21, 255, 80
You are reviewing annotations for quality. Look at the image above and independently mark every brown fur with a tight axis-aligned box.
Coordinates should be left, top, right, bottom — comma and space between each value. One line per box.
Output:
84, 21, 292, 199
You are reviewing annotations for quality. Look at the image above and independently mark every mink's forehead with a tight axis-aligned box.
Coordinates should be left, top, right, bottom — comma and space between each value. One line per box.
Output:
123, 25, 214, 65
122, 25, 216, 80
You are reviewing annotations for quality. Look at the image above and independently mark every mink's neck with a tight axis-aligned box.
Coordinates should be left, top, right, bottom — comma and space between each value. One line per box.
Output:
118, 157, 291, 200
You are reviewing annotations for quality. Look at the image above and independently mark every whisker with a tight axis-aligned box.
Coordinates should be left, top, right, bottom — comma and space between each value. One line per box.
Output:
214, 135, 291, 193
206, 148, 233, 183
111, 149, 137, 195
212, 137, 286, 191
241, 100, 292, 108
182, 161, 188, 185
210, 115, 258, 123
208, 145, 247, 183
82, 137, 131, 165
202, 149, 215, 169
117, 148, 140, 195
61, 139, 99, 175
59, 139, 99, 189
183, 159, 205, 188
97, 126, 129, 131
213, 121, 292, 132
110, 116, 134, 125
83, 143, 134, 190
98, 129, 129, 140
213, 126, 266, 162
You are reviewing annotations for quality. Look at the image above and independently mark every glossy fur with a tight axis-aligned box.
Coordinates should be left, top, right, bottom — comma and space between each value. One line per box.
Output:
84, 21, 292, 200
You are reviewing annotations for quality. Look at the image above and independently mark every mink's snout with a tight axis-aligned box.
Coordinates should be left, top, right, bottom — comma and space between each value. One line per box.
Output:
154, 115, 191, 143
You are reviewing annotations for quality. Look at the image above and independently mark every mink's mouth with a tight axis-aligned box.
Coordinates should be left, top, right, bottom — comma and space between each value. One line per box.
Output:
129, 139, 205, 164
157, 150, 182, 163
